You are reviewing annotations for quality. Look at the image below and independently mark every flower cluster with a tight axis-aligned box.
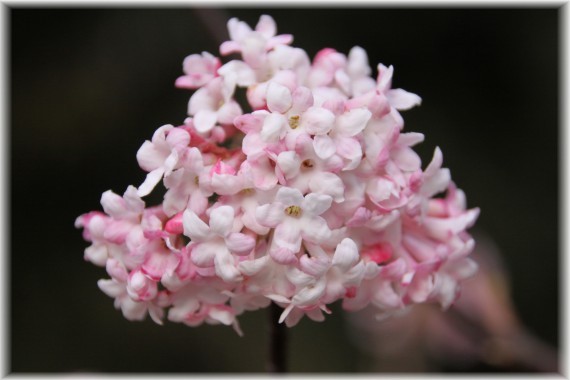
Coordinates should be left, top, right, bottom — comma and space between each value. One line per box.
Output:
76, 15, 479, 334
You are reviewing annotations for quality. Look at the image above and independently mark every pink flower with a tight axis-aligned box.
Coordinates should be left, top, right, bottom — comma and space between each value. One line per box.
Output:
188, 77, 243, 134
136, 125, 191, 197
175, 51, 221, 89
77, 13, 479, 335
220, 15, 293, 69
183, 205, 256, 282
255, 187, 333, 264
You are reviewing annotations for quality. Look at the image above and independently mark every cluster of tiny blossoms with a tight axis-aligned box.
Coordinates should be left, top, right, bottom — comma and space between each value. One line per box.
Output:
76, 15, 479, 334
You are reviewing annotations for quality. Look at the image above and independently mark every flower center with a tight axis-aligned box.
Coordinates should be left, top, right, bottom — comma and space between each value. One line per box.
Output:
241, 188, 255, 195
194, 176, 200, 185
302, 159, 314, 169
284, 205, 302, 217
288, 115, 300, 129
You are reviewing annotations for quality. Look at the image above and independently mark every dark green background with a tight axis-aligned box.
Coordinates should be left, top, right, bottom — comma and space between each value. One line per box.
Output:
10, 7, 559, 372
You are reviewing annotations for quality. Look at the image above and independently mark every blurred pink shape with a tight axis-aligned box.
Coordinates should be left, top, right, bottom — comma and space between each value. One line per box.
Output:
346, 231, 558, 372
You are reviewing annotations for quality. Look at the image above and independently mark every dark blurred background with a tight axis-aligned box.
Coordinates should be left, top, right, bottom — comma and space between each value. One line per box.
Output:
9, 6, 560, 373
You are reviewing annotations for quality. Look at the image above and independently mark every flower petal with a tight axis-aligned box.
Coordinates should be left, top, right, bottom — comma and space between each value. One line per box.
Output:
277, 151, 300, 179
190, 242, 217, 267
183, 209, 210, 242
209, 205, 235, 237
300, 107, 335, 135
226, 232, 256, 255
214, 248, 242, 282
255, 202, 285, 228
302, 193, 333, 215
193, 110, 218, 133
387, 88, 422, 110
137, 168, 165, 197
276, 186, 304, 207
300, 216, 331, 244
312, 134, 336, 159
272, 221, 302, 257
266, 82, 292, 114
336, 108, 371, 137
332, 238, 360, 271
308, 172, 345, 203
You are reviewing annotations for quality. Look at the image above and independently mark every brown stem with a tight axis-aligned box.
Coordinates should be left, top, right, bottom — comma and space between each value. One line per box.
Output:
268, 302, 287, 373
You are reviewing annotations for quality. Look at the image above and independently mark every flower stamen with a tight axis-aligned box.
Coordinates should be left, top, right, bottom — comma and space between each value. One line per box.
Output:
288, 115, 300, 129
284, 205, 302, 217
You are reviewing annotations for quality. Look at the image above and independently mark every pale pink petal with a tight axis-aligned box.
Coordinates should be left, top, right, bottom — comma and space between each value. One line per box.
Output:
387, 88, 422, 110
250, 156, 278, 190
190, 242, 217, 267
193, 110, 218, 133
335, 136, 362, 170
214, 248, 242, 282
234, 112, 266, 134
309, 172, 345, 203
312, 134, 336, 159
277, 151, 300, 179
239, 255, 270, 276
301, 107, 335, 135
266, 82, 292, 113
218, 60, 256, 87
123, 186, 145, 212
255, 14, 276, 38
336, 108, 371, 137
142, 251, 180, 282
137, 167, 165, 197
105, 258, 128, 282
347, 46, 371, 77
182, 210, 210, 242
211, 173, 242, 195
271, 247, 299, 265
189, 190, 209, 216
255, 203, 285, 228
226, 232, 256, 255
136, 125, 172, 171
392, 147, 421, 172
300, 216, 331, 244
290, 86, 314, 113
276, 187, 304, 207
100, 190, 126, 217
261, 113, 287, 142
292, 278, 327, 307
165, 128, 191, 151
217, 101, 242, 125
219, 40, 241, 56
377, 63, 394, 92
273, 221, 302, 256
397, 132, 425, 147
84, 245, 108, 266
299, 255, 330, 277
424, 208, 480, 241
302, 193, 333, 215
367, 177, 395, 203
241, 34, 266, 68
267, 34, 294, 49
209, 205, 235, 237
208, 306, 235, 325
98, 279, 124, 298
103, 220, 132, 244
286, 267, 314, 287
332, 238, 360, 271
120, 298, 148, 321
127, 270, 158, 302
407, 272, 435, 303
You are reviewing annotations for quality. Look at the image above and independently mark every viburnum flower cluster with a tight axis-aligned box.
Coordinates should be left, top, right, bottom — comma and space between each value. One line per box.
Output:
76, 15, 479, 334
